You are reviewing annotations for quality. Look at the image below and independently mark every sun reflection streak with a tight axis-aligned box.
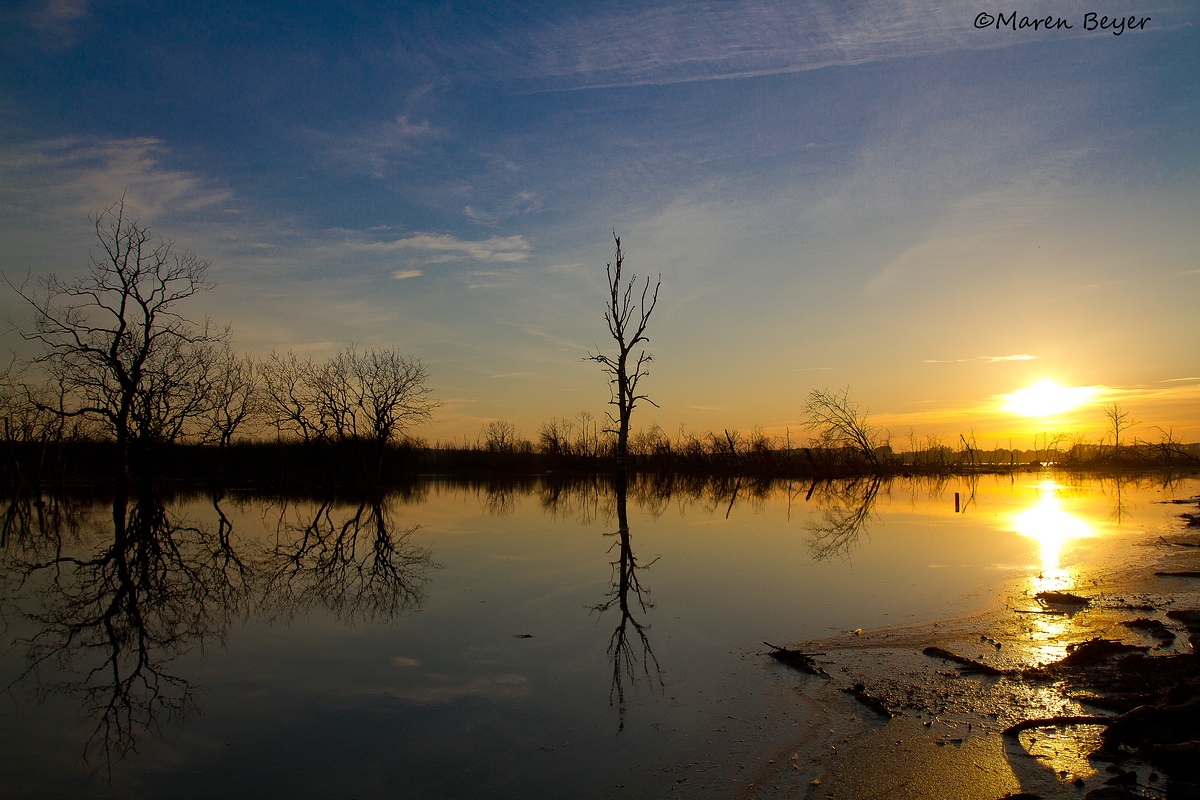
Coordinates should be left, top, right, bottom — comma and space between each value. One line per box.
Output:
1008, 481, 1102, 666
1010, 481, 1096, 594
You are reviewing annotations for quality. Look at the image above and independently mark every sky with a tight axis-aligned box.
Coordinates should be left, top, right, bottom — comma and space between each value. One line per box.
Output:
1, 0, 1197, 448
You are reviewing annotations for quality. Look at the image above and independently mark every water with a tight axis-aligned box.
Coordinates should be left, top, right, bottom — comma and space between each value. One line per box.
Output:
1, 473, 1195, 798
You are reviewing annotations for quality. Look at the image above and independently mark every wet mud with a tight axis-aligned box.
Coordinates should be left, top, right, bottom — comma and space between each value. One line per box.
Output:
760, 499, 1200, 800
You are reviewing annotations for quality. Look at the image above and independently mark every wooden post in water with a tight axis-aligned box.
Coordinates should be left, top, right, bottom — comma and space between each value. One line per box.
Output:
954, 492, 961, 513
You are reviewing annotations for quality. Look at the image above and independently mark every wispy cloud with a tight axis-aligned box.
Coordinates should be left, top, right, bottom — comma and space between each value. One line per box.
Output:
0, 137, 232, 222
1162, 376, 1200, 383
464, 191, 542, 226
21, 0, 89, 46
391, 269, 423, 280
431, 1, 1190, 92
868, 188, 1060, 292
923, 354, 1036, 364
359, 233, 531, 264
323, 115, 444, 178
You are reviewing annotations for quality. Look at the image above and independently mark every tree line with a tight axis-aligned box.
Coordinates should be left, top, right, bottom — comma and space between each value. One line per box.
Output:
2, 202, 1194, 491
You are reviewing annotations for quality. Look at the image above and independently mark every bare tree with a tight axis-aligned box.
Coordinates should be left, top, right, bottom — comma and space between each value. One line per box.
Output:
202, 346, 261, 449
1104, 402, 1136, 460
260, 346, 437, 477
261, 350, 323, 443
587, 232, 661, 470
5, 199, 227, 479
481, 420, 521, 453
803, 387, 883, 471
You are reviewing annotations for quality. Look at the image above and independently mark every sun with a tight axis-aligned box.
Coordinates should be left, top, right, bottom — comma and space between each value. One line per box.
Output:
1002, 380, 1098, 418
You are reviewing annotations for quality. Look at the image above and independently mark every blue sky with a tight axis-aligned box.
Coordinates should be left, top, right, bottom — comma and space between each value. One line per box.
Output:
2, 1, 1198, 444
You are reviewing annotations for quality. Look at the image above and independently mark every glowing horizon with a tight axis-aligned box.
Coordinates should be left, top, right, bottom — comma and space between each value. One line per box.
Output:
999, 381, 1102, 419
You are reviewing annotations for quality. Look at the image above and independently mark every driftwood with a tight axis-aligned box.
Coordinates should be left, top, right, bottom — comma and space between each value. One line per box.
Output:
922, 646, 1013, 676
1035, 590, 1090, 607
1155, 570, 1200, 578
841, 682, 892, 718
764, 642, 830, 678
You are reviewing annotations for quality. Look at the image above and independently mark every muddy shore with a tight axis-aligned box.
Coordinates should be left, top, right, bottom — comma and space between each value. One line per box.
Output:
747, 496, 1200, 800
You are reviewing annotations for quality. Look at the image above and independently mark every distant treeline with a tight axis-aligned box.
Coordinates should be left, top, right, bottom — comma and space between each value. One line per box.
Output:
4, 420, 1197, 494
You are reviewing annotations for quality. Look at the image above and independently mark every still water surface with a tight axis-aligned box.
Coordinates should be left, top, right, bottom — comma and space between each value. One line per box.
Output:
1, 473, 1194, 798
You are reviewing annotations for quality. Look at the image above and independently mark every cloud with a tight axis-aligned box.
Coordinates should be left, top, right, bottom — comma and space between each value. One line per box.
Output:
21, 0, 89, 46
391, 269, 423, 280
867, 188, 1060, 293
464, 191, 542, 226
324, 115, 443, 178
1162, 376, 1200, 383
923, 354, 1036, 364
432, 1, 1191, 92
0, 137, 232, 224
360, 233, 532, 265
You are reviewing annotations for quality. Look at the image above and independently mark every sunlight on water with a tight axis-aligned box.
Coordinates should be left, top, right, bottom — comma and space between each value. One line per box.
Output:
1018, 724, 1103, 782
1007, 480, 1106, 665
1009, 480, 1097, 593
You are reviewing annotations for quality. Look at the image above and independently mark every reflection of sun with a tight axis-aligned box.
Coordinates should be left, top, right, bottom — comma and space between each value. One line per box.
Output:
1010, 481, 1096, 592
1002, 380, 1097, 418
1010, 481, 1101, 667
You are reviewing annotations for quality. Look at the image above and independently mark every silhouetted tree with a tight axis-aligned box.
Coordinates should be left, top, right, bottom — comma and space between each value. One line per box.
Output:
587, 233, 661, 470
804, 387, 884, 472
202, 345, 261, 449
1104, 402, 1136, 461
5, 198, 227, 482
261, 346, 438, 478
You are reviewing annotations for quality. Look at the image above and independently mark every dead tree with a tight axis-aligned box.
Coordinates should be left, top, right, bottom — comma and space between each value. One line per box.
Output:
804, 387, 883, 472
1103, 402, 1136, 461
587, 232, 661, 470
6, 198, 227, 482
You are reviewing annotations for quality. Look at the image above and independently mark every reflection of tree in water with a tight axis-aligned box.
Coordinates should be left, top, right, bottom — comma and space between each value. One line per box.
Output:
538, 475, 606, 524
805, 476, 882, 561
2, 490, 436, 767
481, 481, 517, 517
262, 498, 435, 624
1, 489, 250, 767
589, 474, 661, 731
